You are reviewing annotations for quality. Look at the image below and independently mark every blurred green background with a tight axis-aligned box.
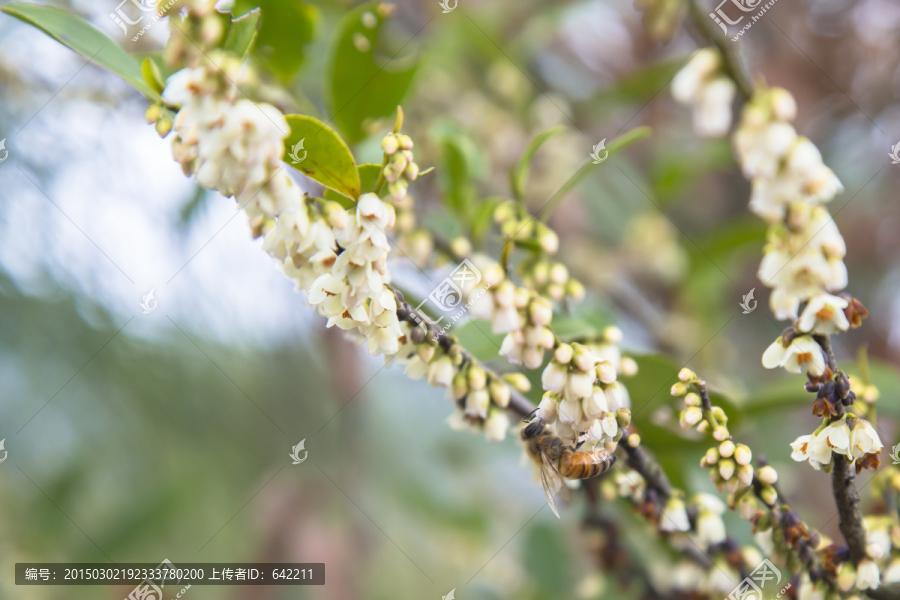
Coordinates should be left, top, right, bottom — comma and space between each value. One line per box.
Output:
1, 0, 899, 598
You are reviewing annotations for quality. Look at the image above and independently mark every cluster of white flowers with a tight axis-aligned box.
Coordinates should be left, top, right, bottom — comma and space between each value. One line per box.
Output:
537, 342, 632, 446
790, 416, 883, 472
163, 58, 407, 358
671, 48, 736, 137
733, 87, 849, 325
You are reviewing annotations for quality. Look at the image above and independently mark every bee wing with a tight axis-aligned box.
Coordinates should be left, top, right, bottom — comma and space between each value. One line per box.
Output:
539, 447, 567, 519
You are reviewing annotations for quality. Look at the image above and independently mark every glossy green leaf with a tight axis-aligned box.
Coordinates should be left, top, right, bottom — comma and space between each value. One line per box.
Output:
326, 2, 418, 143
284, 114, 360, 200
223, 8, 260, 60
511, 125, 565, 200
2, 2, 162, 102
233, 0, 317, 79
323, 163, 383, 205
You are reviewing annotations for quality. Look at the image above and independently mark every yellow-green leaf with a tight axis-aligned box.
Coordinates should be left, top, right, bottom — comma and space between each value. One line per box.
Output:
284, 115, 360, 200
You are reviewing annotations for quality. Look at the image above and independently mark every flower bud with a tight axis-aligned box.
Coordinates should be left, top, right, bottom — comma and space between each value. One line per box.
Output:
604, 326, 623, 343
550, 262, 568, 284
155, 115, 173, 137
540, 328, 555, 350
484, 409, 510, 442
758, 465, 778, 485
628, 433, 641, 447
704, 447, 719, 465
573, 346, 594, 372
678, 368, 694, 382
389, 179, 408, 201
596, 361, 617, 385
760, 484, 778, 506
523, 346, 543, 369
396, 134, 413, 150
450, 237, 471, 258
680, 406, 703, 427
489, 378, 510, 407
529, 297, 553, 326
452, 371, 468, 400
323, 201, 349, 230
684, 392, 700, 406
503, 372, 531, 392
381, 133, 399, 154
467, 365, 487, 390
554, 344, 573, 364
734, 444, 752, 465
145, 104, 161, 124
739, 494, 757, 520
737, 464, 754, 486
538, 226, 559, 254
616, 408, 631, 428
417, 344, 435, 364
404, 162, 419, 181
718, 458, 736, 480
566, 279, 585, 302
465, 389, 490, 419
719, 440, 735, 458
712, 406, 727, 423
671, 382, 688, 396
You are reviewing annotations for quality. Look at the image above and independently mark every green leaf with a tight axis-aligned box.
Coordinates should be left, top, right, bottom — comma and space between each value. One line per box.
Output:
223, 8, 260, 60
323, 163, 383, 205
233, 0, 317, 80
140, 57, 165, 95
511, 125, 565, 200
357, 163, 383, 194
326, 2, 418, 143
2, 2, 162, 102
284, 114, 360, 200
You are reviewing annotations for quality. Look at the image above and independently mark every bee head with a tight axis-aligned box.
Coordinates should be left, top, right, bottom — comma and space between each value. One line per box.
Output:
521, 411, 546, 439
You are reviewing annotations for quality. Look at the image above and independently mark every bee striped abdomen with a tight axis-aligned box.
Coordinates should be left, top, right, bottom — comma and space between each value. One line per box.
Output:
559, 449, 616, 479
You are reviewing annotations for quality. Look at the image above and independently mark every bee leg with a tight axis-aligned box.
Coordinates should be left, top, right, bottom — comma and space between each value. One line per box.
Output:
522, 407, 540, 423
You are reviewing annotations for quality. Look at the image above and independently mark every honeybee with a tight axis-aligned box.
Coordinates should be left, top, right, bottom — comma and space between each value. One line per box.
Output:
521, 411, 616, 518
